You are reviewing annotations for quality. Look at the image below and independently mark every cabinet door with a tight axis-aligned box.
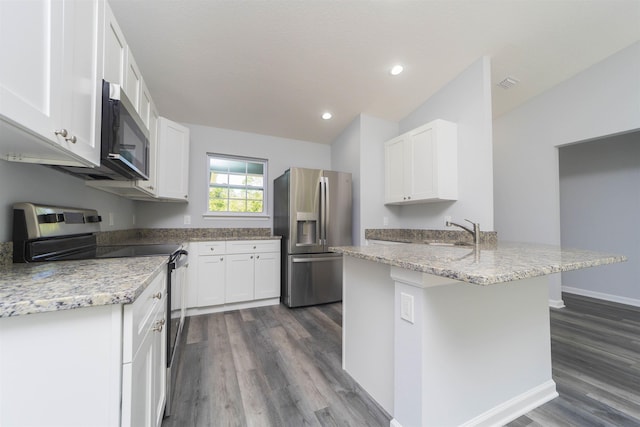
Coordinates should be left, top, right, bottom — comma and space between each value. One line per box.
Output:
124, 49, 142, 111
124, 329, 153, 427
139, 79, 152, 129
59, 0, 102, 166
197, 255, 226, 307
103, 2, 126, 87
157, 117, 190, 201
407, 126, 436, 201
152, 311, 167, 427
0, 0, 63, 144
384, 136, 405, 204
254, 252, 280, 299
225, 254, 254, 303
136, 101, 159, 195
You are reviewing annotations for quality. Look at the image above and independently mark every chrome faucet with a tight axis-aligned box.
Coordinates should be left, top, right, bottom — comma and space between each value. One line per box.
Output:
446, 218, 480, 245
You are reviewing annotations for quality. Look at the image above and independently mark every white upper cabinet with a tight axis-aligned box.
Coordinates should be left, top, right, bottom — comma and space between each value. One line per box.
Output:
0, 0, 102, 167
124, 49, 142, 113
384, 119, 458, 205
103, 2, 126, 87
156, 117, 190, 201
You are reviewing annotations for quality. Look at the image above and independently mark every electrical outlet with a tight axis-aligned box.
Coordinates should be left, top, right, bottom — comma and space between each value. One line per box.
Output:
383, 216, 389, 226
400, 292, 414, 324
184, 215, 191, 225
132, 214, 136, 225
444, 216, 451, 227
108, 212, 114, 226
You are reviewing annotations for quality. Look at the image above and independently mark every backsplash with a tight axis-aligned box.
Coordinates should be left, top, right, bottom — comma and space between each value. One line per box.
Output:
0, 242, 11, 266
365, 228, 498, 245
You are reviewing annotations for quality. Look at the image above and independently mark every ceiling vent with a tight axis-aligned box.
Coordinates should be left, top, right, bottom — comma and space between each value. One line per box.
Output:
497, 76, 520, 89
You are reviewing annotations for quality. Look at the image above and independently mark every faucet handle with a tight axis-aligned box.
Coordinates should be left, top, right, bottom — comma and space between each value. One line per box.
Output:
464, 219, 479, 228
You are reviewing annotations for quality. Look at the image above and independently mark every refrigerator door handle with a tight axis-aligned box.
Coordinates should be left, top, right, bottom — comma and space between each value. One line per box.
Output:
323, 176, 330, 247
292, 256, 340, 263
319, 176, 326, 247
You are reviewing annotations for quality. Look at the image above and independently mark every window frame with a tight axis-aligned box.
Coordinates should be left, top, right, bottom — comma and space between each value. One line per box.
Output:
204, 153, 269, 218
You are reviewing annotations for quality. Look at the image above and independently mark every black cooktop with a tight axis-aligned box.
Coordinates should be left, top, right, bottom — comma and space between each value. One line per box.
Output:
96, 244, 182, 259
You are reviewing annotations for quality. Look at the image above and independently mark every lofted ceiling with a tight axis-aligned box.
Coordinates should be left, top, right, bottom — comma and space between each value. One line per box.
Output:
108, 0, 640, 144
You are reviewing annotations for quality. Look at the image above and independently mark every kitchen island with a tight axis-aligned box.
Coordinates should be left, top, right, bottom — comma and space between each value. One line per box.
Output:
330, 241, 626, 427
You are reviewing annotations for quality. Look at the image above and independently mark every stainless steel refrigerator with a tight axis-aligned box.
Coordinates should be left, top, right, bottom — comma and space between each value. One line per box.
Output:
274, 168, 352, 308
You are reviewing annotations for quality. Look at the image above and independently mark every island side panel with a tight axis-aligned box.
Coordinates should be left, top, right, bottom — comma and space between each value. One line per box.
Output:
392, 271, 558, 427
342, 256, 395, 415
0, 304, 123, 427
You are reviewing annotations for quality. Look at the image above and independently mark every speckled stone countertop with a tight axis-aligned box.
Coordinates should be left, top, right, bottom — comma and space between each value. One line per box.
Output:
0, 256, 168, 318
330, 241, 627, 286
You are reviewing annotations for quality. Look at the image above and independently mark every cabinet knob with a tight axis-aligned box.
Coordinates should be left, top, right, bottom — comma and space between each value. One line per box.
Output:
256, 255, 260, 259
407, 196, 411, 200
250, 255, 254, 259
152, 320, 164, 332
152, 292, 162, 299
65, 135, 77, 144
210, 247, 214, 251
54, 129, 68, 138
184, 195, 188, 199
220, 257, 223, 261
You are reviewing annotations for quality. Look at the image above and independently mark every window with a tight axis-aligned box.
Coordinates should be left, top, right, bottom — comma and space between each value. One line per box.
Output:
207, 154, 267, 216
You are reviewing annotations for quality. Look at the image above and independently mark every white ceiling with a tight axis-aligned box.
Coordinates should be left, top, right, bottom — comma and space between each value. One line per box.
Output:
108, 0, 640, 144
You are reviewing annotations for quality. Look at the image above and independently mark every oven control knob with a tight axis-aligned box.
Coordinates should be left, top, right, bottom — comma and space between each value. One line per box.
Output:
86, 215, 102, 223
38, 213, 63, 224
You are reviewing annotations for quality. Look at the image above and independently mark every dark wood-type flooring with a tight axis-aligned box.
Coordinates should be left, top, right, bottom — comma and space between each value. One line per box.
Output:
163, 293, 640, 427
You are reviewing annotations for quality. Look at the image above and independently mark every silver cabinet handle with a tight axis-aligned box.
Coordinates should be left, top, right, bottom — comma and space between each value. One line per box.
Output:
54, 129, 68, 138
250, 255, 253, 259
220, 257, 223, 261
256, 255, 260, 259
152, 319, 164, 332
152, 292, 162, 299
65, 135, 77, 143
210, 247, 215, 251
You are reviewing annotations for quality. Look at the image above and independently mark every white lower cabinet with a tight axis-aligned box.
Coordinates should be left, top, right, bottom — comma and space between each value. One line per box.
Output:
122, 268, 167, 427
0, 267, 167, 427
189, 240, 280, 312
197, 251, 226, 307
226, 253, 255, 303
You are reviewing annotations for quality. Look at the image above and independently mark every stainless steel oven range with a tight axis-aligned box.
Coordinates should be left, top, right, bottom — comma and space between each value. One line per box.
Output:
12, 202, 188, 418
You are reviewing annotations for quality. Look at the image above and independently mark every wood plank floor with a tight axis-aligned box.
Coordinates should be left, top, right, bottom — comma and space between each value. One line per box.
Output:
163, 293, 640, 427
162, 302, 391, 427
506, 293, 640, 427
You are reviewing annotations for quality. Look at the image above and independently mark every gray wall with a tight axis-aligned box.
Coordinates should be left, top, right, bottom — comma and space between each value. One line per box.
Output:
333, 57, 495, 244
331, 114, 399, 245
394, 56, 495, 231
559, 132, 640, 305
135, 124, 331, 230
493, 41, 640, 305
0, 160, 135, 242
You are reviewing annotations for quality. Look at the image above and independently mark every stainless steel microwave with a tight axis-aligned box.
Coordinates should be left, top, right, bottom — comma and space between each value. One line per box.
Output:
100, 80, 150, 180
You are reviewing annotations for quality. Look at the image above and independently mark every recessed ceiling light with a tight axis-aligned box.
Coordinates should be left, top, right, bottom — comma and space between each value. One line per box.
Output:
322, 112, 332, 120
390, 64, 404, 76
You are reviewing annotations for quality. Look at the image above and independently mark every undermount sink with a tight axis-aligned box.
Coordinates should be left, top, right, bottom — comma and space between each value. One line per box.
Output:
424, 241, 472, 247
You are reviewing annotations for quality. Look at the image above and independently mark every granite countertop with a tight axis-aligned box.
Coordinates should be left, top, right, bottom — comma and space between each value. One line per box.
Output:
0, 256, 168, 318
330, 241, 627, 285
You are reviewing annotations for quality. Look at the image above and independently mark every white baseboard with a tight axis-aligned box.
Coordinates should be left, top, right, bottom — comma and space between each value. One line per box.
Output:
562, 286, 640, 308
459, 380, 558, 427
387, 381, 557, 427
185, 298, 280, 317
548, 298, 565, 309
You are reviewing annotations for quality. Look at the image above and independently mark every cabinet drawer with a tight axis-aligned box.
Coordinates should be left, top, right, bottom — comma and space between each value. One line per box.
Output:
226, 240, 280, 254
196, 241, 226, 255
122, 268, 167, 364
